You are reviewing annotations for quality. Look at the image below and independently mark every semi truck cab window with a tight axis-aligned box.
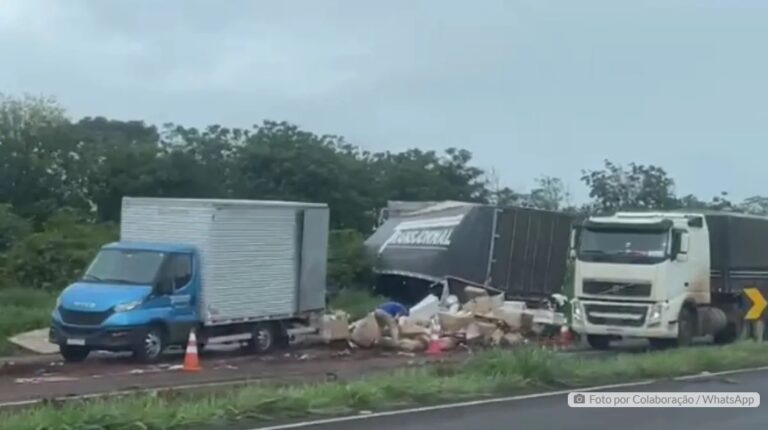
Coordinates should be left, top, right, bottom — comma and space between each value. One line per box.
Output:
578, 228, 670, 261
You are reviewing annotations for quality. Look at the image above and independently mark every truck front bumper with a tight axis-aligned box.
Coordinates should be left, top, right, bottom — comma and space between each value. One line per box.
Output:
49, 321, 143, 351
570, 299, 679, 339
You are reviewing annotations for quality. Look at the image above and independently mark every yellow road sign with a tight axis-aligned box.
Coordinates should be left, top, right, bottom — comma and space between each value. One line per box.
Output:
744, 288, 767, 320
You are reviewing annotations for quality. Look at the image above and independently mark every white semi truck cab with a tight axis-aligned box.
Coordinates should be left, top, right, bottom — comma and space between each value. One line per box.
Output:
571, 211, 768, 349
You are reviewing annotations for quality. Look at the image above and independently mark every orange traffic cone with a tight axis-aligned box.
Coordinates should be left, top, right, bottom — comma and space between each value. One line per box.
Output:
183, 329, 202, 372
425, 317, 443, 356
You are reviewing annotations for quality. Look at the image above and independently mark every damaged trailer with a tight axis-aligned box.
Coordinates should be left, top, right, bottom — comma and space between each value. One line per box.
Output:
365, 202, 577, 305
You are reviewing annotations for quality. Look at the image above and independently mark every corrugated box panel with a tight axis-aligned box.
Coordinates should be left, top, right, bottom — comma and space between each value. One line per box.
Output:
120, 199, 215, 259
205, 206, 299, 323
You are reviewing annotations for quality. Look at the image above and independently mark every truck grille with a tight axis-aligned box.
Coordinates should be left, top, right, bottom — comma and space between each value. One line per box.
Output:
59, 307, 112, 326
584, 303, 648, 327
582, 281, 651, 297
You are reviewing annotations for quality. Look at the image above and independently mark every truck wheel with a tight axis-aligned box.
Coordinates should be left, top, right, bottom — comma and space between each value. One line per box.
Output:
133, 327, 166, 363
713, 319, 741, 345
676, 308, 695, 347
59, 345, 90, 363
246, 323, 276, 354
586, 335, 611, 350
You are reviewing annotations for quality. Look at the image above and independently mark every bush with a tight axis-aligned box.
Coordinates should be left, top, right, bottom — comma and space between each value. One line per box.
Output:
328, 288, 384, 320
327, 229, 373, 290
2, 210, 117, 290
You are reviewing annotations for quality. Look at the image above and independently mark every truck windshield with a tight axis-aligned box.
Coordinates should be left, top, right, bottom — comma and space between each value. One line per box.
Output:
82, 249, 166, 285
578, 228, 670, 261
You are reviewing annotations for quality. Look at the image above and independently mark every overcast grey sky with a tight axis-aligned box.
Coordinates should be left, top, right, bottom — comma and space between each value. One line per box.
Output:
2, 0, 767, 202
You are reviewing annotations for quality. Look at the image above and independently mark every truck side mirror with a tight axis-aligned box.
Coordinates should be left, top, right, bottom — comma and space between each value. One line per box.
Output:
679, 232, 690, 254
569, 225, 581, 250
671, 230, 689, 261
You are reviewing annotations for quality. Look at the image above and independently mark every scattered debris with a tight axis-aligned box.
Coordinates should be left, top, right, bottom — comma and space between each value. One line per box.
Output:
409, 294, 440, 323
346, 280, 568, 354
320, 311, 351, 342
214, 364, 239, 370
15, 376, 78, 384
330, 349, 352, 358
350, 313, 382, 348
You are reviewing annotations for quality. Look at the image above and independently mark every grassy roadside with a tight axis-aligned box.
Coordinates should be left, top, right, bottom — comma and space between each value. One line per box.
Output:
0, 288, 56, 356
328, 288, 384, 320
4, 342, 768, 430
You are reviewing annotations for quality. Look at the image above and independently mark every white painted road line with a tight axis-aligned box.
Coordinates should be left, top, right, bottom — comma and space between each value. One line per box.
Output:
250, 365, 768, 430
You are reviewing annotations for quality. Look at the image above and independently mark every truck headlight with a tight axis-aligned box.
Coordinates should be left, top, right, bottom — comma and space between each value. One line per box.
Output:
571, 299, 584, 322
647, 302, 668, 324
114, 300, 142, 313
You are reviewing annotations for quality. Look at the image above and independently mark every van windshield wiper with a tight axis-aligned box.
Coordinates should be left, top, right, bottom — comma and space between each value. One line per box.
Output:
82, 274, 104, 282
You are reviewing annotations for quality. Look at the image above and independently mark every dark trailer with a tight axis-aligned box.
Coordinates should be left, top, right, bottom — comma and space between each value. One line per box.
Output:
704, 212, 768, 294
365, 202, 576, 304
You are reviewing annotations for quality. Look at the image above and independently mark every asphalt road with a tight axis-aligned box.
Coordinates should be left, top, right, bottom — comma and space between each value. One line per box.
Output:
284, 369, 768, 430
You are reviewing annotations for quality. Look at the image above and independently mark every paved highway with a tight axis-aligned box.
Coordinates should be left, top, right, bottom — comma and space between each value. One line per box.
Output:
270, 368, 767, 430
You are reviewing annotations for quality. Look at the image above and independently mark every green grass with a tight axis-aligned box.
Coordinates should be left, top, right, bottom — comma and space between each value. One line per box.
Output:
328, 288, 385, 320
4, 342, 768, 430
0, 288, 56, 356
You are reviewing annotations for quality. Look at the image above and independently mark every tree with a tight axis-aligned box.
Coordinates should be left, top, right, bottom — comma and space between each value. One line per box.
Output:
735, 195, 768, 215
527, 176, 570, 211
0, 96, 94, 222
581, 160, 677, 214
484, 168, 522, 207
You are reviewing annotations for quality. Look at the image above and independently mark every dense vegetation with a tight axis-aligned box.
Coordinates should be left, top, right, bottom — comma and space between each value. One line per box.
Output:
1, 93, 767, 293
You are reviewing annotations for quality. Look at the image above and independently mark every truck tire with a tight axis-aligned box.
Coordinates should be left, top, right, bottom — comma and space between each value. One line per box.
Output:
245, 323, 276, 354
586, 334, 611, 350
713, 319, 741, 344
676, 307, 695, 347
133, 326, 166, 363
59, 345, 90, 363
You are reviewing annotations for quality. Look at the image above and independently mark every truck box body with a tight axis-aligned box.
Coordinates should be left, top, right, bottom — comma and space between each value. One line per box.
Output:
705, 213, 768, 293
121, 198, 329, 326
365, 202, 575, 301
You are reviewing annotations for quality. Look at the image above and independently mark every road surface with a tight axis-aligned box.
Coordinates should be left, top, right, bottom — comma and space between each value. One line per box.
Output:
0, 337, 675, 407
0, 345, 460, 406
277, 368, 767, 430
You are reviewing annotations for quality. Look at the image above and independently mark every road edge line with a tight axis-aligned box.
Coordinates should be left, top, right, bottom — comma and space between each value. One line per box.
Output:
250, 379, 657, 430
251, 364, 768, 430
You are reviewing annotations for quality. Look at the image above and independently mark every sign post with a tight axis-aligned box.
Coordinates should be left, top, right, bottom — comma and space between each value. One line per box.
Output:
744, 288, 767, 342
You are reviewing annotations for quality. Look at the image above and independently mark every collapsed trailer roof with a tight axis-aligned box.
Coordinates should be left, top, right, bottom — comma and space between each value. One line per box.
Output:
365, 201, 576, 299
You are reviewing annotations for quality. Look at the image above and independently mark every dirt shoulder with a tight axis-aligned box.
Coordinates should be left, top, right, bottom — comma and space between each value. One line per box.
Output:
0, 346, 470, 405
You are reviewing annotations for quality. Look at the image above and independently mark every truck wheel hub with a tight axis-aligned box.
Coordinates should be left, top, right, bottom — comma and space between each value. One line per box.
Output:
145, 332, 162, 357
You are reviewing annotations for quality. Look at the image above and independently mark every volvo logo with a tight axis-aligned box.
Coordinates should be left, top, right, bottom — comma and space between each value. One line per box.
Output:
73, 301, 96, 309
606, 284, 631, 294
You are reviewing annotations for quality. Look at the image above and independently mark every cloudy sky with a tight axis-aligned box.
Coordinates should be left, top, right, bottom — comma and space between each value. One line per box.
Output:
2, 0, 767, 202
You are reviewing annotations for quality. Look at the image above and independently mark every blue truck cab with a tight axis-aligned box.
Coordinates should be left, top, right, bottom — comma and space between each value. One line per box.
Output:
50, 241, 201, 363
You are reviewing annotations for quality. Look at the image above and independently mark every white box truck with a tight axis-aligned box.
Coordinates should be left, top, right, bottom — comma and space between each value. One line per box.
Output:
50, 197, 329, 362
